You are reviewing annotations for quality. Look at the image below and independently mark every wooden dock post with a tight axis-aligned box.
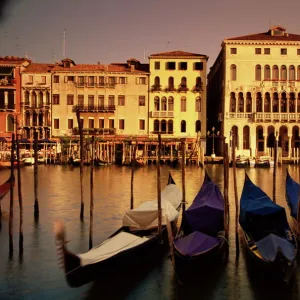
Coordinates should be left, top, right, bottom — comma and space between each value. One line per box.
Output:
232, 135, 239, 257
130, 143, 137, 210
273, 131, 278, 204
89, 136, 94, 250
181, 139, 186, 213
157, 133, 162, 241
33, 130, 39, 220
9, 134, 15, 257
223, 142, 229, 240
76, 107, 84, 221
16, 135, 23, 255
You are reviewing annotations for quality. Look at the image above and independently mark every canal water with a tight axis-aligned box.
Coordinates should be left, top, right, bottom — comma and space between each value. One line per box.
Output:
0, 164, 300, 300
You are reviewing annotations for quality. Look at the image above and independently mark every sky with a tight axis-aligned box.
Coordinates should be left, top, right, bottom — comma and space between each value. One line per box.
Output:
1, 0, 300, 69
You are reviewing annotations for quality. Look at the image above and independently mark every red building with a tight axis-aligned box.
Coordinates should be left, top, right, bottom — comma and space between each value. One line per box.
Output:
0, 56, 31, 141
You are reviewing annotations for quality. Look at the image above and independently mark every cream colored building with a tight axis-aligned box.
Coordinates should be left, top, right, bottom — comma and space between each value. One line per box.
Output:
21, 63, 52, 139
50, 58, 149, 138
208, 26, 300, 157
148, 51, 208, 145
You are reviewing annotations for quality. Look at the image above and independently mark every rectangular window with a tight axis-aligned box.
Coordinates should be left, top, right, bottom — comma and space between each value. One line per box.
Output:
53, 94, 60, 105
54, 118, 59, 129
194, 62, 203, 70
230, 48, 237, 54
67, 76, 74, 82
166, 62, 176, 70
139, 119, 145, 130
88, 95, 94, 109
109, 119, 114, 129
99, 119, 104, 129
255, 48, 261, 54
108, 77, 116, 85
88, 76, 95, 86
119, 119, 125, 130
68, 119, 73, 129
99, 76, 105, 86
98, 95, 104, 106
67, 94, 74, 105
41, 76, 46, 84
53, 75, 59, 83
108, 95, 115, 106
139, 95, 146, 106
88, 119, 94, 128
137, 77, 147, 84
179, 62, 187, 70
119, 77, 127, 84
281, 48, 287, 55
297, 49, 300, 55
78, 95, 84, 106
264, 48, 271, 55
77, 76, 85, 87
28, 75, 33, 84
155, 61, 160, 70
118, 95, 125, 106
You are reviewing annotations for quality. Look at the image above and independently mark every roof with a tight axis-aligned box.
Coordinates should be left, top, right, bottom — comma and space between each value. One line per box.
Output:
149, 50, 208, 58
225, 26, 300, 42
0, 56, 31, 66
22, 63, 54, 73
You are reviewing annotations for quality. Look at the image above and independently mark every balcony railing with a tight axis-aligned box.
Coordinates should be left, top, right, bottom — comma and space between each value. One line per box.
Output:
152, 130, 174, 135
151, 111, 174, 118
178, 85, 189, 92
226, 112, 300, 122
0, 104, 15, 110
0, 78, 16, 87
151, 85, 162, 92
72, 128, 116, 135
21, 102, 51, 109
72, 105, 116, 112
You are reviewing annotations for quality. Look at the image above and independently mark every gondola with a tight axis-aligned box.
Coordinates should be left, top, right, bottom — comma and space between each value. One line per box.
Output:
0, 173, 15, 201
239, 173, 297, 282
172, 171, 226, 281
285, 170, 300, 222
54, 173, 182, 287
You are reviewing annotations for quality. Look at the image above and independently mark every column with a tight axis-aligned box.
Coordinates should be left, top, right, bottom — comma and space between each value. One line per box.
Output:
263, 135, 267, 154
30, 91, 33, 107
42, 91, 46, 106
238, 127, 243, 151
4, 91, 8, 109
13, 91, 16, 110
288, 135, 292, 158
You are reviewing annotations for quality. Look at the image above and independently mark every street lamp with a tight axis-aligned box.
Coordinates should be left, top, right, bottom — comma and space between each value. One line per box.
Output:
207, 127, 220, 158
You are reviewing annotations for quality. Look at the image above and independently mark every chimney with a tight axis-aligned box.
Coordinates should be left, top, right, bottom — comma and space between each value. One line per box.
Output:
131, 64, 135, 72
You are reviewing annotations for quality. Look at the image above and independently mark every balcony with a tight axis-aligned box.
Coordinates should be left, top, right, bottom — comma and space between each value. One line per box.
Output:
164, 87, 176, 93
21, 102, 51, 110
151, 111, 174, 118
152, 130, 174, 135
72, 105, 116, 113
151, 85, 162, 92
192, 84, 203, 93
225, 112, 300, 122
0, 77, 16, 87
178, 85, 189, 93
0, 103, 15, 111
72, 128, 116, 135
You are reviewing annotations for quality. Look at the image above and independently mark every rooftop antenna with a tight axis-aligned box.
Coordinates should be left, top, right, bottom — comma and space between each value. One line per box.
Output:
143, 48, 148, 61
63, 28, 66, 58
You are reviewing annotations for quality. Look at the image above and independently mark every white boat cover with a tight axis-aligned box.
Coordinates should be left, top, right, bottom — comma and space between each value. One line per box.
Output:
122, 183, 182, 230
78, 232, 149, 266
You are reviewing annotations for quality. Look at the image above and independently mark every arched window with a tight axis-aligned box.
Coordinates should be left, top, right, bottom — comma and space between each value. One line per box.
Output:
168, 96, 174, 111
153, 119, 159, 133
25, 91, 30, 105
289, 66, 295, 81
264, 92, 271, 112
272, 65, 279, 80
281, 65, 287, 80
273, 93, 279, 112
238, 92, 244, 112
289, 93, 296, 112
181, 96, 186, 112
264, 65, 271, 80
297, 66, 300, 81
230, 92, 236, 112
243, 126, 250, 150
246, 92, 252, 112
46, 91, 50, 105
256, 92, 262, 112
161, 97, 167, 111
32, 92, 36, 108
167, 120, 173, 134
7, 114, 14, 132
180, 77, 187, 87
230, 65, 237, 81
195, 120, 201, 132
181, 120, 186, 133
154, 96, 159, 111
255, 65, 261, 81
154, 76, 160, 86
196, 77, 202, 90
195, 96, 201, 112
281, 92, 287, 112
38, 91, 43, 107
168, 77, 174, 89
161, 120, 167, 133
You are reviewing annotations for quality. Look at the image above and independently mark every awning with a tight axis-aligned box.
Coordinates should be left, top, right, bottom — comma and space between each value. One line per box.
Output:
0, 137, 7, 142
0, 67, 13, 76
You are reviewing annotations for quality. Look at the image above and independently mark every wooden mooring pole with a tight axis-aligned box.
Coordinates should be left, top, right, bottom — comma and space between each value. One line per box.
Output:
33, 130, 39, 220
9, 134, 15, 257
89, 137, 94, 250
181, 139, 186, 214
130, 143, 137, 210
273, 132, 278, 204
223, 142, 229, 240
157, 133, 162, 242
76, 107, 84, 221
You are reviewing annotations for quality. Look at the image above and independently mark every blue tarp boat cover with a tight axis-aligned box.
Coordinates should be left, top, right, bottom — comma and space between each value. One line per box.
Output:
256, 233, 296, 262
183, 172, 224, 235
174, 231, 220, 256
239, 174, 290, 241
286, 172, 299, 219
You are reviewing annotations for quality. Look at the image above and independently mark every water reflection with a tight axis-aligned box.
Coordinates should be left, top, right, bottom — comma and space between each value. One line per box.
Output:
0, 164, 300, 299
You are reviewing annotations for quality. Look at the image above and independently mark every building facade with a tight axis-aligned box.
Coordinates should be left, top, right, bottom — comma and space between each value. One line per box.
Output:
148, 51, 208, 146
208, 26, 300, 157
50, 58, 149, 138
0, 56, 30, 141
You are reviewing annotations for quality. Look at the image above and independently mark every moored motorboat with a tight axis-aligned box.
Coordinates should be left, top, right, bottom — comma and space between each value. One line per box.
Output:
239, 173, 297, 282
0, 173, 14, 201
54, 173, 182, 287
172, 171, 227, 281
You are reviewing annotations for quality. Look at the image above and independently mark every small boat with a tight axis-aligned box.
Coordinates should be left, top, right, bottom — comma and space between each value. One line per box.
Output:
249, 158, 255, 168
24, 157, 34, 165
236, 156, 249, 168
0, 160, 24, 168
55, 173, 182, 287
134, 157, 145, 167
69, 157, 81, 167
172, 171, 227, 281
239, 173, 297, 282
0, 173, 15, 201
285, 171, 300, 222
255, 156, 271, 168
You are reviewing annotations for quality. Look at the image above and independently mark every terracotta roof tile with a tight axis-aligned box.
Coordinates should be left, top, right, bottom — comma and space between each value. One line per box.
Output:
0, 56, 31, 65
149, 50, 207, 58
22, 63, 54, 73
